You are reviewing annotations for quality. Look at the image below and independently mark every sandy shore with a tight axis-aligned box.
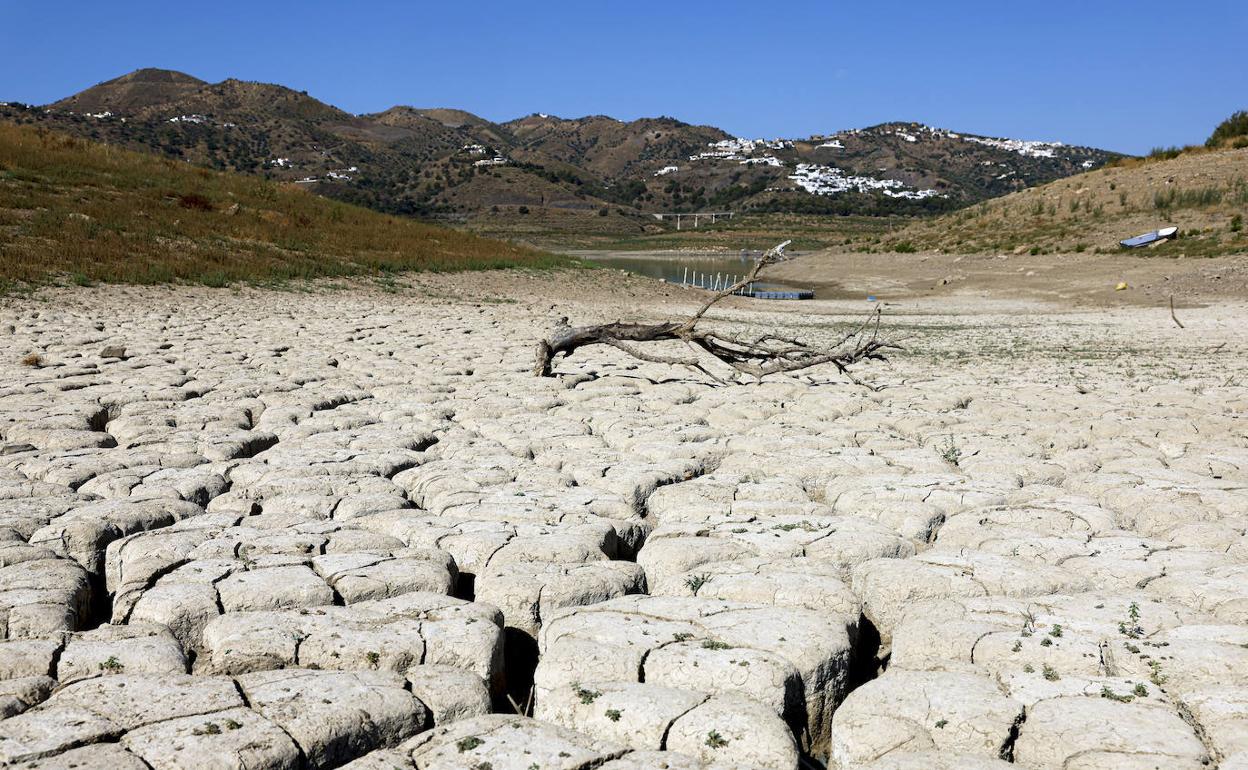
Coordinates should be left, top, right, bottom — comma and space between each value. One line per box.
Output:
0, 268, 1243, 768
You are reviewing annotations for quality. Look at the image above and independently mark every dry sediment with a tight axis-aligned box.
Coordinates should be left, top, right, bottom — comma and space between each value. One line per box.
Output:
0, 274, 1243, 768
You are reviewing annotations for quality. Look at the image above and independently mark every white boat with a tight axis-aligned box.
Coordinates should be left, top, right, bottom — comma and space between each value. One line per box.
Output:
1120, 226, 1178, 248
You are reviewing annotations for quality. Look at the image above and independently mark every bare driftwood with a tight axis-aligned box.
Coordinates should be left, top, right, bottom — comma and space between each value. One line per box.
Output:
534, 240, 897, 385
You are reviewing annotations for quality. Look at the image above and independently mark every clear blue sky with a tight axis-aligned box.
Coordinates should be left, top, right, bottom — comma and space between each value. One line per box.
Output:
2, 0, 1244, 155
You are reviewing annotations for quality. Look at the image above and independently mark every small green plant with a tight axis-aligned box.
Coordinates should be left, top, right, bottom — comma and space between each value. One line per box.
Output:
934, 719, 948, 729
98, 656, 124, 672
684, 573, 711, 596
1100, 685, 1134, 703
1232, 213, 1243, 232
701, 640, 732, 651
1040, 637, 1053, 647
575, 685, 602, 704
1133, 683, 1149, 698
940, 437, 962, 467
673, 632, 694, 642
192, 721, 222, 736
1120, 603, 1143, 638
773, 520, 819, 532
605, 708, 622, 722
365, 651, 381, 668
224, 718, 243, 730
1148, 660, 1168, 687
1023, 663, 1035, 673
457, 736, 484, 753
1042, 664, 1060, 681
1049, 624, 1063, 637
705, 730, 729, 749
1011, 640, 1022, 653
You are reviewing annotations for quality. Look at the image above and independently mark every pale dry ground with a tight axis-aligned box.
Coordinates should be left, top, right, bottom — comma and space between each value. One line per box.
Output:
768, 249, 1248, 307
0, 268, 1244, 770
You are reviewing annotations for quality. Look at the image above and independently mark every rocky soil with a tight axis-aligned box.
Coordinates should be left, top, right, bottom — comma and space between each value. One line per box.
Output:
0, 271, 1243, 769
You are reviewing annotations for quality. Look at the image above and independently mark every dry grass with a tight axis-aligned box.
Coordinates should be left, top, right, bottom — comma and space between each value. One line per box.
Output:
0, 122, 567, 289
19, 352, 43, 367
874, 146, 1248, 256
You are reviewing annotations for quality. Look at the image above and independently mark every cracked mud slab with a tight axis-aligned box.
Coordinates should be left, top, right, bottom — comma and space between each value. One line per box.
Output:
0, 273, 1244, 768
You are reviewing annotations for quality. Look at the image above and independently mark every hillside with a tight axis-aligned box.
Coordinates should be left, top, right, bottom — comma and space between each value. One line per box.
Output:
0, 122, 559, 288
50, 67, 207, 115
1, 69, 1119, 228
868, 146, 1248, 256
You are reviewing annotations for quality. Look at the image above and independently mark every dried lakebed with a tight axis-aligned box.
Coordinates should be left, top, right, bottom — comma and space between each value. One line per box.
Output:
0, 277, 1244, 769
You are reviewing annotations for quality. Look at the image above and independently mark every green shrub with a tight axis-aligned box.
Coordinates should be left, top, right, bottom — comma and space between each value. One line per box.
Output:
1147, 146, 1185, 161
1208, 110, 1248, 148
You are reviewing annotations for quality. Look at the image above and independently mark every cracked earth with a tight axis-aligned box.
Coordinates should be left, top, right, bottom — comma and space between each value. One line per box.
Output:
0, 271, 1243, 769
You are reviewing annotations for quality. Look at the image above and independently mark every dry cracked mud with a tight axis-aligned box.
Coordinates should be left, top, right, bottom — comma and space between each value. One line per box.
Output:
0, 270, 1243, 769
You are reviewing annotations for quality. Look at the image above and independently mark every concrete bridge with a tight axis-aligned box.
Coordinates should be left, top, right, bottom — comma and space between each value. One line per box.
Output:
650, 211, 736, 229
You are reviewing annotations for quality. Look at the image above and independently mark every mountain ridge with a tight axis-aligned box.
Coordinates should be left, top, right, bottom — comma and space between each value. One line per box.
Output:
4, 68, 1122, 224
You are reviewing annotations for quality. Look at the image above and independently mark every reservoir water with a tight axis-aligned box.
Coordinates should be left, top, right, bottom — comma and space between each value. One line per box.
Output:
581, 251, 814, 295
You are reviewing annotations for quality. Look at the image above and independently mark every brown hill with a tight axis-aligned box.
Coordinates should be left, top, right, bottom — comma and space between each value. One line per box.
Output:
869, 146, 1248, 257
414, 108, 495, 129
124, 78, 354, 124
51, 68, 206, 115
0, 122, 558, 288
504, 114, 731, 178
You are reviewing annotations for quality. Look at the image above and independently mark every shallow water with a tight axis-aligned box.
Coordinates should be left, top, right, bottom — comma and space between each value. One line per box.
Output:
588, 252, 812, 294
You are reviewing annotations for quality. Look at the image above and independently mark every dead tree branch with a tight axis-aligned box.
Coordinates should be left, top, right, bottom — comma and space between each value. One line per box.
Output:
534, 240, 899, 385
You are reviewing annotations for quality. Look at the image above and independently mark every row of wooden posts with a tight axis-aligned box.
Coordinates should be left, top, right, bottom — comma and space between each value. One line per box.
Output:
681, 266, 751, 294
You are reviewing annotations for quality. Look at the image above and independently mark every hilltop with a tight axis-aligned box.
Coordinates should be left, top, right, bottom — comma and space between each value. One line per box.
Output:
49, 67, 207, 115
867, 144, 1248, 257
1, 69, 1119, 229
0, 122, 559, 289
